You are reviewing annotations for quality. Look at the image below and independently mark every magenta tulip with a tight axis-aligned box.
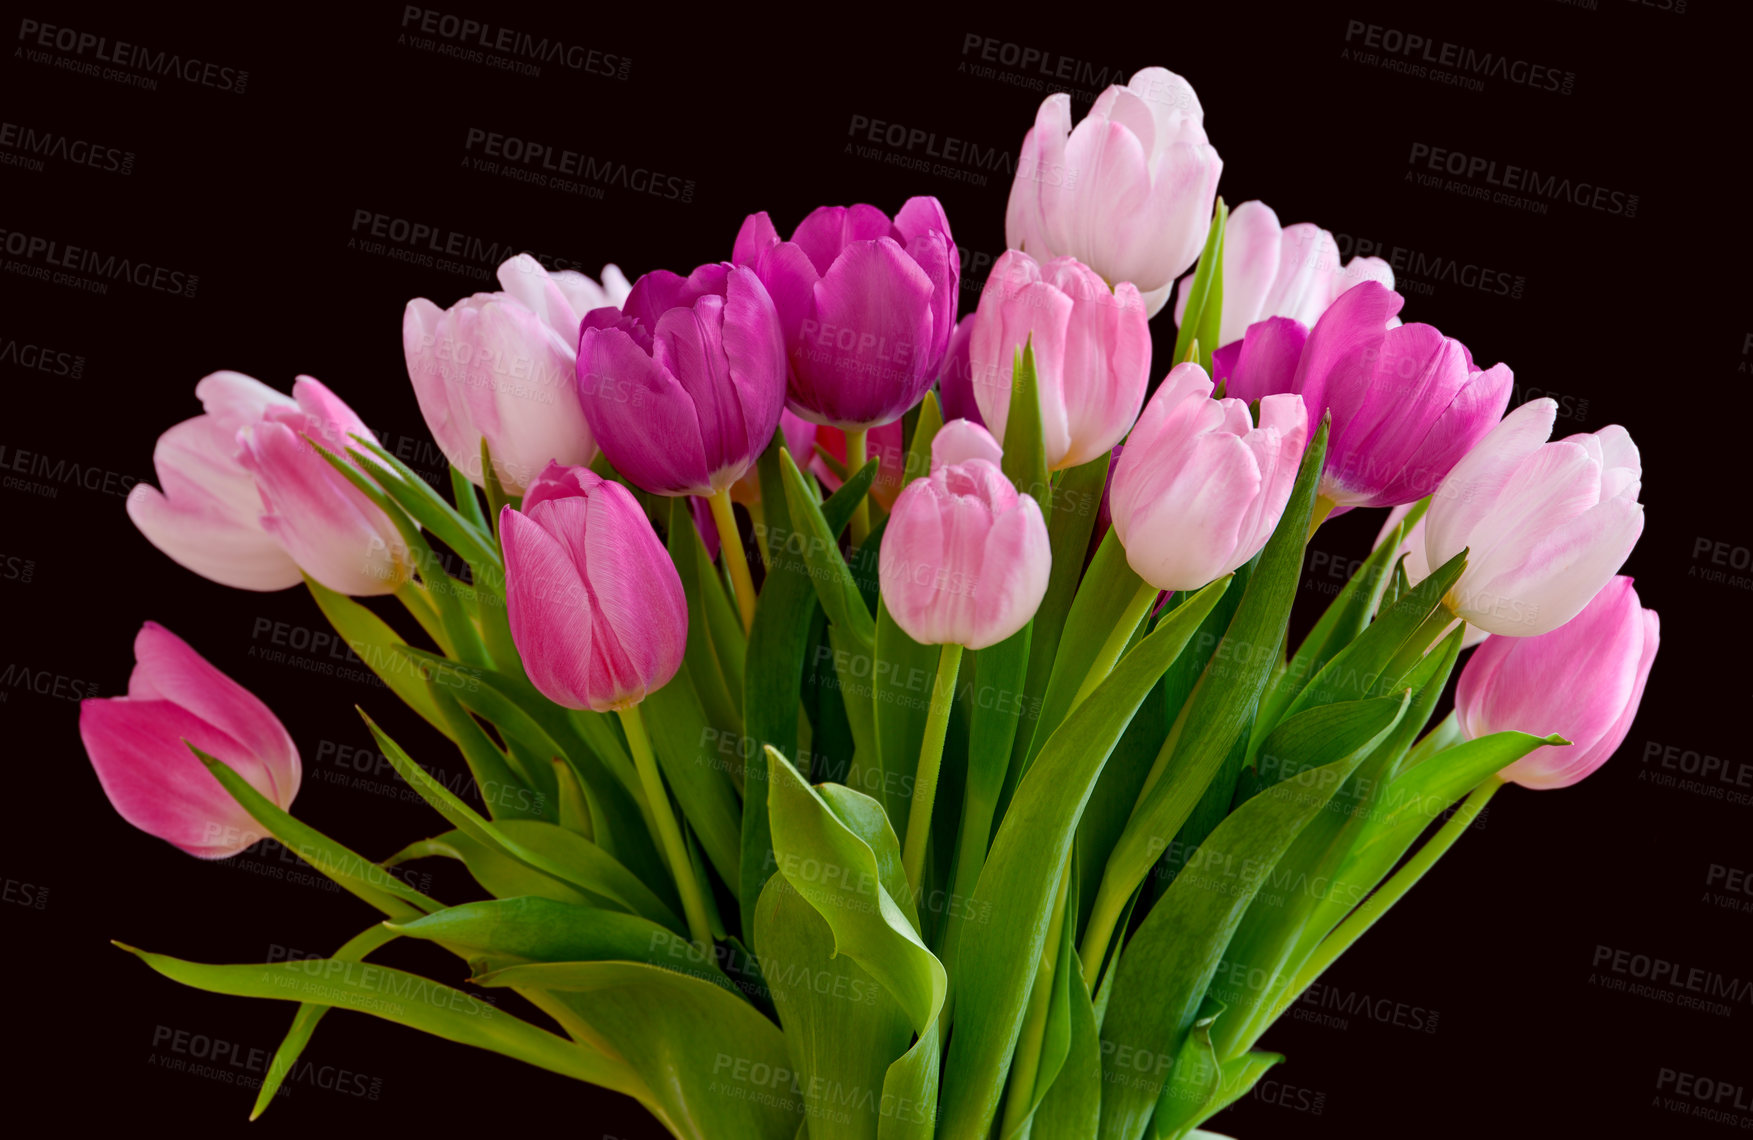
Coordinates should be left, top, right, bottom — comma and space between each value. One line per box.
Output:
1457, 577, 1659, 789
969, 251, 1150, 470
1174, 200, 1394, 348
126, 371, 304, 591
403, 254, 622, 493
878, 452, 1049, 650
576, 261, 787, 498
733, 197, 959, 429
1005, 67, 1222, 316
1108, 363, 1308, 591
732, 409, 817, 507
1425, 399, 1644, 636
934, 315, 983, 428
500, 464, 687, 712
1216, 281, 1512, 511
80, 622, 299, 858
233, 377, 411, 596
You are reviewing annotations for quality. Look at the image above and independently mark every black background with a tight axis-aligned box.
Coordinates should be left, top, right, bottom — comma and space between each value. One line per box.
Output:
6, 1, 1750, 1136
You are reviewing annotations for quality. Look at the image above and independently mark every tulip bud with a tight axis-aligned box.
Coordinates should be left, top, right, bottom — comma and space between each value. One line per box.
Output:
878, 455, 1049, 650
79, 622, 299, 858
970, 251, 1150, 470
234, 377, 412, 596
577, 262, 787, 497
501, 465, 687, 711
1457, 577, 1658, 789
126, 371, 304, 591
1218, 282, 1513, 510
1108, 363, 1308, 591
403, 257, 612, 493
1005, 67, 1222, 316
1424, 399, 1644, 636
1174, 200, 1394, 349
734, 198, 959, 429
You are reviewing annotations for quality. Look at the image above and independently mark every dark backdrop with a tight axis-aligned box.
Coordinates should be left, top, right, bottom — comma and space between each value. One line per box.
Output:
5, 2, 1749, 1136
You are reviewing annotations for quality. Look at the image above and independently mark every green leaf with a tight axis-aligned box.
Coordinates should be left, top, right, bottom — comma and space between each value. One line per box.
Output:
118, 944, 637, 1095
450, 463, 490, 533
780, 446, 877, 649
1173, 200, 1229, 373
389, 896, 736, 995
755, 877, 914, 1140
870, 589, 943, 843
347, 433, 503, 583
304, 576, 454, 738
477, 960, 803, 1139
671, 497, 745, 737
1029, 944, 1102, 1140
1149, 998, 1223, 1139
1088, 419, 1329, 970
936, 578, 1232, 1140
641, 668, 746, 890
482, 436, 517, 542
903, 390, 943, 489
741, 441, 875, 943
1095, 735, 1376, 1139
1001, 339, 1051, 515
187, 744, 440, 918
767, 751, 945, 1033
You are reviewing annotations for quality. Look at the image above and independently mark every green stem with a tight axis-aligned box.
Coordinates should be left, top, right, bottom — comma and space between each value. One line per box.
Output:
901, 642, 964, 895
999, 862, 1071, 1139
616, 703, 714, 949
845, 429, 870, 545
707, 489, 757, 635
1258, 777, 1502, 1037
1069, 577, 1157, 711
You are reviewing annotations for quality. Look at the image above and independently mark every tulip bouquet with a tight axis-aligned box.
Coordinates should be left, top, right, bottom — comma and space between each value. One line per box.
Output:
87, 66, 1656, 1139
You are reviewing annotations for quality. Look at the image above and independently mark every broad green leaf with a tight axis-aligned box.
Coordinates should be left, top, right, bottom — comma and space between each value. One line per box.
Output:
188, 744, 439, 918
477, 960, 803, 1140
767, 751, 945, 1033
304, 576, 453, 738
936, 578, 1231, 1140
781, 447, 877, 649
671, 497, 745, 737
903, 391, 943, 488
872, 588, 943, 837
742, 441, 876, 942
1030, 944, 1102, 1140
1001, 339, 1051, 515
1096, 737, 1374, 1139
1088, 420, 1328, 964
642, 668, 745, 889
756, 877, 914, 1140
1149, 999, 1223, 1140
390, 896, 736, 994
450, 463, 490, 532
118, 945, 635, 1094
426, 685, 547, 822
1172, 200, 1228, 373
1073, 667, 1168, 940
348, 433, 503, 583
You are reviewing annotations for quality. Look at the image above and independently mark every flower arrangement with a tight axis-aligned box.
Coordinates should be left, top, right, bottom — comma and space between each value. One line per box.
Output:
87, 65, 1655, 1139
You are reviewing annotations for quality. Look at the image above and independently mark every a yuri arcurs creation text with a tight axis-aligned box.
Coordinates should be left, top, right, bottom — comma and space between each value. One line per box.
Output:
88, 66, 1655, 1140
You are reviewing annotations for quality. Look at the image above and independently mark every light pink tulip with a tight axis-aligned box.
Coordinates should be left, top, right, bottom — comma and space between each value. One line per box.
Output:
1108, 363, 1308, 591
969, 251, 1150, 470
1425, 400, 1644, 636
1458, 577, 1658, 789
404, 267, 601, 494
125, 372, 304, 591
931, 419, 1004, 470
1006, 67, 1222, 316
500, 464, 687, 712
80, 622, 299, 858
878, 454, 1049, 649
495, 252, 631, 335
232, 377, 411, 596
1174, 200, 1395, 348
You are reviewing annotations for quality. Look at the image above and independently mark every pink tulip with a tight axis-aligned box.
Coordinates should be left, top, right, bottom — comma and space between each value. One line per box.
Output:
1006, 67, 1222, 316
234, 377, 411, 596
734, 198, 958, 430
500, 464, 687, 711
1216, 282, 1512, 510
80, 622, 299, 858
126, 372, 303, 591
1108, 363, 1307, 591
577, 261, 788, 497
1174, 200, 1395, 348
931, 420, 1003, 470
878, 452, 1049, 650
1457, 577, 1658, 789
969, 251, 1150, 470
403, 255, 619, 493
1425, 400, 1644, 636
